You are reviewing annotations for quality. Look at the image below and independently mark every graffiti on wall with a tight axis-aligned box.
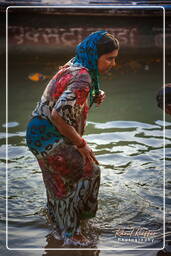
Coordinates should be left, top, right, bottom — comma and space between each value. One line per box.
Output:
152, 26, 171, 48
8, 25, 171, 49
8, 26, 138, 48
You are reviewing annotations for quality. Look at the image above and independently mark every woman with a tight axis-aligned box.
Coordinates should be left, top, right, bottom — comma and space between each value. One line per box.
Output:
26, 31, 119, 246
156, 83, 171, 115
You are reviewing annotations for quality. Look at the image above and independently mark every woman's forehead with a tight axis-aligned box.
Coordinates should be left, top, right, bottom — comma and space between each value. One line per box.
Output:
105, 49, 119, 57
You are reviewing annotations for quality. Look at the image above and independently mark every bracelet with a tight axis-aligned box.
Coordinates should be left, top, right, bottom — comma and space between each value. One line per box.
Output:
76, 138, 87, 148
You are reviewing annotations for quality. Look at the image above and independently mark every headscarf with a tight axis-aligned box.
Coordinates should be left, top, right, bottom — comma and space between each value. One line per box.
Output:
72, 30, 107, 107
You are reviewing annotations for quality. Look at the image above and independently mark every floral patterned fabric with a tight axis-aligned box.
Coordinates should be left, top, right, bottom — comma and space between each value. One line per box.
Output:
32, 65, 91, 135
26, 64, 100, 239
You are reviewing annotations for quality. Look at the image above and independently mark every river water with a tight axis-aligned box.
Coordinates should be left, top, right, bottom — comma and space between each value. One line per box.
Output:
0, 53, 171, 256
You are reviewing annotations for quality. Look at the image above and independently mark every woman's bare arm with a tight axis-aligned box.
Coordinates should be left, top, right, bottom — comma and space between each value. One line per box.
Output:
51, 109, 99, 165
51, 109, 83, 146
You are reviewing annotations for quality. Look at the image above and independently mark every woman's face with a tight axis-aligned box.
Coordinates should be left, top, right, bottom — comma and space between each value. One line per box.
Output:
98, 49, 119, 74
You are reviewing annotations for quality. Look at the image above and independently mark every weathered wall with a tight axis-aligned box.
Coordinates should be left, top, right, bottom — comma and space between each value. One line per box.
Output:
3, 7, 170, 57
8, 25, 165, 50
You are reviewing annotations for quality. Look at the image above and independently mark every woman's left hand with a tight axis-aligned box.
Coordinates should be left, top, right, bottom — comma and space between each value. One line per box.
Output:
94, 90, 106, 106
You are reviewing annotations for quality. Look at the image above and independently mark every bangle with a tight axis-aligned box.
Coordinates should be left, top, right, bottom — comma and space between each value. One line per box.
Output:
76, 138, 87, 148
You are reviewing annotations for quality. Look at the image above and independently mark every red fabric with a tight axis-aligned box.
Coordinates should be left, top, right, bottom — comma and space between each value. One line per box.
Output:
74, 87, 90, 105
53, 73, 74, 99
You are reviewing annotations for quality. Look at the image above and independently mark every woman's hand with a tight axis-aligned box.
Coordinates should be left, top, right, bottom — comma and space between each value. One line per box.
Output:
94, 90, 106, 106
77, 144, 99, 166
51, 110, 99, 166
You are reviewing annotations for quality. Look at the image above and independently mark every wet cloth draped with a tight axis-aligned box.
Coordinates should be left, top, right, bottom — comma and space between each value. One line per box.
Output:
26, 64, 100, 238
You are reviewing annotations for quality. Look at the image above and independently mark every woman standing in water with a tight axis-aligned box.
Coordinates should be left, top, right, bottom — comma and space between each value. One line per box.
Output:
26, 31, 119, 246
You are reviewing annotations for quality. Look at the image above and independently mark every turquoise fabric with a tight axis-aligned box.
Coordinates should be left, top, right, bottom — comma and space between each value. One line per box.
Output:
26, 116, 63, 157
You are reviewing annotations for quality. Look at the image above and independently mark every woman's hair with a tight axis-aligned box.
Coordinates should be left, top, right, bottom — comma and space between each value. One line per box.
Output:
156, 83, 171, 109
96, 33, 119, 57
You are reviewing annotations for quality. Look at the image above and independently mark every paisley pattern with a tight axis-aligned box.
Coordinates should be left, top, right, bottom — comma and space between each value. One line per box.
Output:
32, 67, 91, 133
26, 65, 100, 239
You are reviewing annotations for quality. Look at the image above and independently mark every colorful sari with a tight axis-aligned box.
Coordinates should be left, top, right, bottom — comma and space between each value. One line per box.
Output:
26, 31, 107, 240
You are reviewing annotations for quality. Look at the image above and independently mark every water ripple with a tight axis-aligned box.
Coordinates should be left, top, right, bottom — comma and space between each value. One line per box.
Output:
1, 120, 169, 250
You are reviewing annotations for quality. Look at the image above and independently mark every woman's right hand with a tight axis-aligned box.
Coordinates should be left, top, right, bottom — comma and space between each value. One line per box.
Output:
77, 144, 99, 166
51, 110, 99, 165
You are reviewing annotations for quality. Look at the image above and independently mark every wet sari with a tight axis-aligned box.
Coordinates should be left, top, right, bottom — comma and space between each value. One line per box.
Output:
26, 65, 100, 239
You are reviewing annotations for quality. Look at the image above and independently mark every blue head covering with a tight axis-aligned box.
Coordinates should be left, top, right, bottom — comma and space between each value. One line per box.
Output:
72, 30, 107, 106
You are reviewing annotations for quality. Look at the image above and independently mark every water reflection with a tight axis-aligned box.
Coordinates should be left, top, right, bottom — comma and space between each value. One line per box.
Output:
1, 118, 168, 250
1, 55, 171, 254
